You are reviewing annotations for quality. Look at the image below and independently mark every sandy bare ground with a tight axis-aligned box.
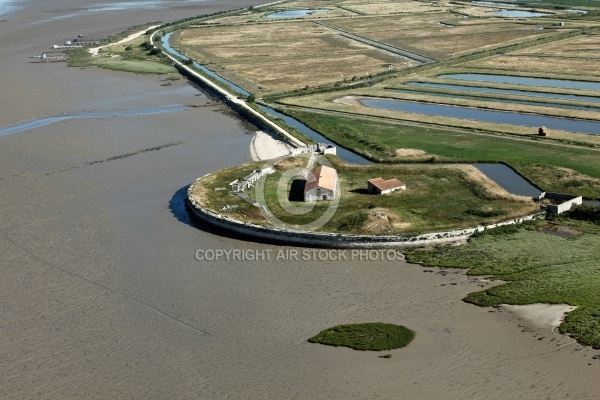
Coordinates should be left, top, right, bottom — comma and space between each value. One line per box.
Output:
502, 304, 577, 331
88, 24, 160, 56
250, 130, 292, 161
1, 1, 600, 399
334, 95, 362, 106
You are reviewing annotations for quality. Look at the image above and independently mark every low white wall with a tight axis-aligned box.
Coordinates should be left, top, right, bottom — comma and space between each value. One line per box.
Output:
548, 196, 583, 214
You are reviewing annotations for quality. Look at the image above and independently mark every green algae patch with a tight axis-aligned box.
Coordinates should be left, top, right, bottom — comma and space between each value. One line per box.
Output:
308, 323, 415, 351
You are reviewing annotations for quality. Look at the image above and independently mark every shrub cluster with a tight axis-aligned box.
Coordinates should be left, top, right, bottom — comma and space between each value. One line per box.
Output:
568, 205, 600, 224
337, 211, 368, 231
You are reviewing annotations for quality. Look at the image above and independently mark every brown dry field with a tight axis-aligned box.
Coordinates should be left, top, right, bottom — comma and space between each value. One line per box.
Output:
176, 22, 415, 94
464, 31, 600, 77
514, 33, 600, 58
336, 0, 451, 15
466, 53, 600, 78
461, 33, 600, 77
322, 14, 555, 59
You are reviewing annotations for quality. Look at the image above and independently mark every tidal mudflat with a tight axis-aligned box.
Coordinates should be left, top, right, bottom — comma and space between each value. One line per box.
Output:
1, 1, 599, 399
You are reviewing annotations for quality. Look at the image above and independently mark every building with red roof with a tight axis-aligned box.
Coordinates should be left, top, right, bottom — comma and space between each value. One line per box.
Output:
304, 165, 337, 201
367, 177, 406, 195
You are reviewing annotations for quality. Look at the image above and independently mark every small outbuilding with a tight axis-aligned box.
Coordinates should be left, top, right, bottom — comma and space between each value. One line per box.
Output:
538, 126, 549, 136
304, 165, 337, 202
367, 177, 406, 195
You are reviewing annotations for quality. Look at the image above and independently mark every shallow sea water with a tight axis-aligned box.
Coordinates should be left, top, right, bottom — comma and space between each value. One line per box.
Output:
1, 1, 600, 399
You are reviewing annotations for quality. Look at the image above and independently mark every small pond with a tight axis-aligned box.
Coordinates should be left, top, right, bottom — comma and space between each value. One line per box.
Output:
473, 1, 517, 7
489, 9, 552, 17
265, 9, 328, 19
538, 223, 581, 238
0, 105, 189, 137
257, 105, 370, 165
583, 200, 600, 207
472, 163, 541, 197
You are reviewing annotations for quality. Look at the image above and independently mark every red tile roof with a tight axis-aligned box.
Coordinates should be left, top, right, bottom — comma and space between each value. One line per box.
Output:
305, 165, 337, 192
368, 177, 405, 191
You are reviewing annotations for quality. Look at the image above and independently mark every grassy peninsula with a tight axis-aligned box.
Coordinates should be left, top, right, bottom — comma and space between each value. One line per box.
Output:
190, 155, 538, 235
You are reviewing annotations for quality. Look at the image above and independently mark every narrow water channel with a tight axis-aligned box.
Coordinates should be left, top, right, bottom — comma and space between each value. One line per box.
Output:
438, 74, 600, 92
0, 105, 189, 137
394, 89, 600, 112
257, 105, 371, 165
161, 32, 250, 97
406, 82, 600, 104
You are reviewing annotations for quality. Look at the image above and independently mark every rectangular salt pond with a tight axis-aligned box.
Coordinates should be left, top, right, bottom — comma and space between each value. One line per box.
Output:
438, 74, 600, 92
489, 9, 552, 17
265, 9, 328, 19
360, 98, 600, 135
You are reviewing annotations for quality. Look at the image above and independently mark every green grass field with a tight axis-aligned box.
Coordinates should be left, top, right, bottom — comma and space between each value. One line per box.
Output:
284, 109, 600, 198
405, 216, 600, 348
68, 32, 176, 75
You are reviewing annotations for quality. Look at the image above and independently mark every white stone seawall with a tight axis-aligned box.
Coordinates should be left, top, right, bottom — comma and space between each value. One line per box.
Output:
186, 176, 544, 249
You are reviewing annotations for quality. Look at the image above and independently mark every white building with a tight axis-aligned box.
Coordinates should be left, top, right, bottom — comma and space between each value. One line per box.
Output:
367, 177, 406, 195
304, 165, 337, 202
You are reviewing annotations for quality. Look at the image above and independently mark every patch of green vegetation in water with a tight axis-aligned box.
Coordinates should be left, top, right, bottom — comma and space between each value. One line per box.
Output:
308, 323, 415, 351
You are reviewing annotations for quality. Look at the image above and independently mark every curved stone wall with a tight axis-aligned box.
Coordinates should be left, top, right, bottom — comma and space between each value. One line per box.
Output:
186, 177, 543, 249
